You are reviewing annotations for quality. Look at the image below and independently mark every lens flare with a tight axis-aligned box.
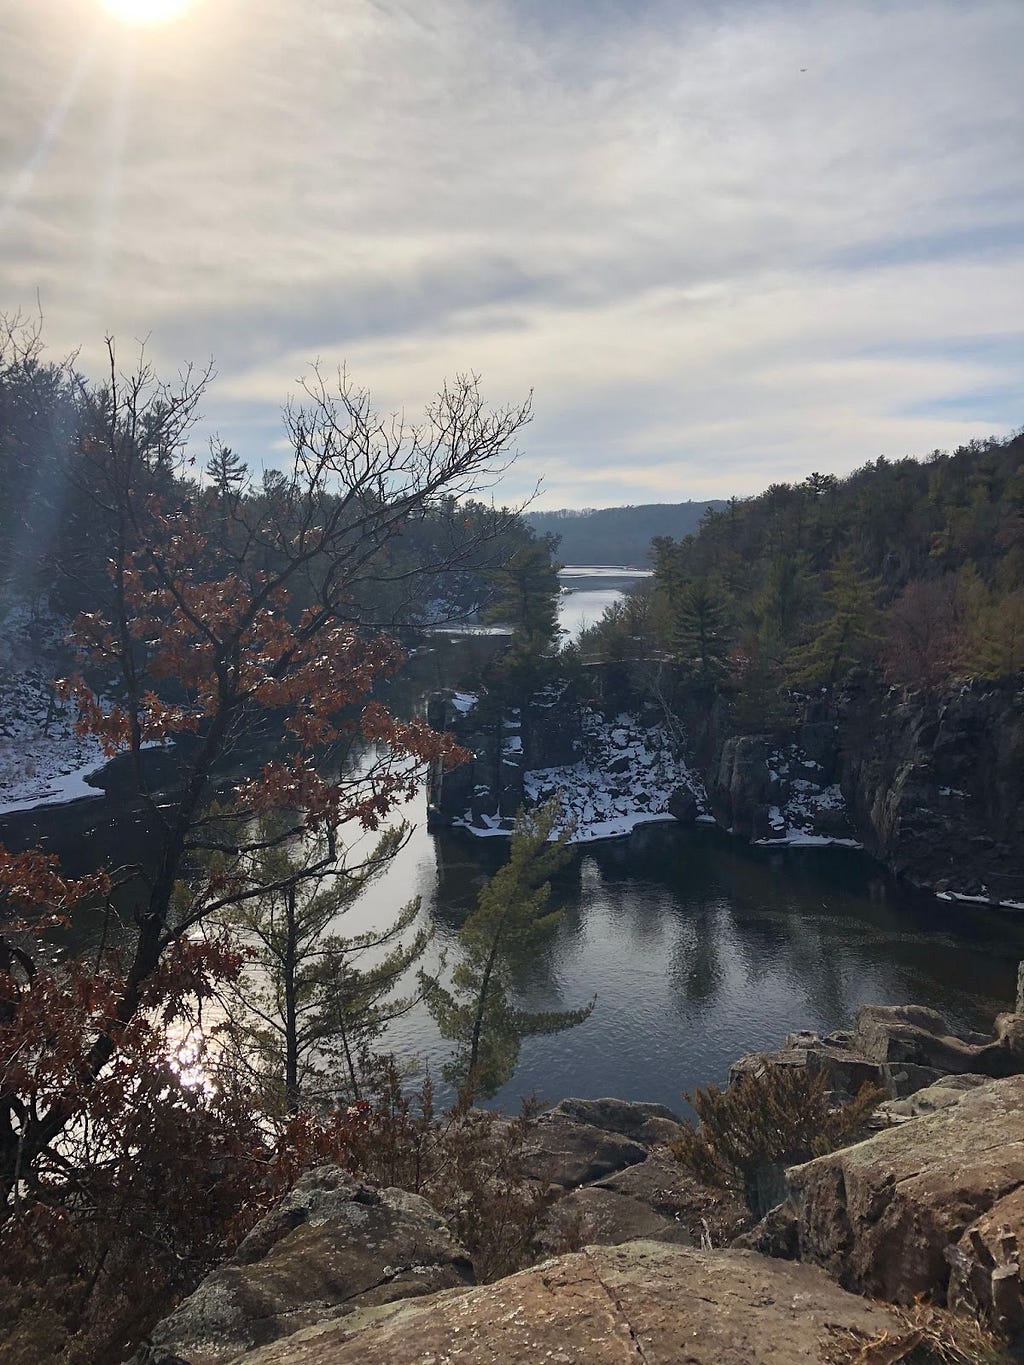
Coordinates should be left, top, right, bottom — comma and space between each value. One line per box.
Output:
102, 0, 195, 24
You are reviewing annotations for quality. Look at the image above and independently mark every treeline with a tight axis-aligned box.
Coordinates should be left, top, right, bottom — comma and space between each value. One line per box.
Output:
525, 499, 725, 568
580, 432, 1024, 718
0, 317, 537, 634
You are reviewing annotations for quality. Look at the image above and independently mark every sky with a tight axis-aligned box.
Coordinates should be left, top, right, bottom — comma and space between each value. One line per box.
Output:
1, 0, 1022, 508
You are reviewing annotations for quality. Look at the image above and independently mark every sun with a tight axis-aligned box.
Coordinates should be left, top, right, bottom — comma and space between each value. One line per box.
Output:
101, 0, 195, 24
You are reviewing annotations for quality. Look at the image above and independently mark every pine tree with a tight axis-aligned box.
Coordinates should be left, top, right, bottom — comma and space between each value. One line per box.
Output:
205, 442, 248, 555
484, 535, 561, 656
205, 442, 247, 500
787, 549, 881, 688
423, 802, 594, 1100
673, 579, 731, 687
202, 818, 429, 1114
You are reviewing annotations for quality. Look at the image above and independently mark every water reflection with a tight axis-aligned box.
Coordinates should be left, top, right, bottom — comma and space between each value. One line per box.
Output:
340, 808, 1024, 1113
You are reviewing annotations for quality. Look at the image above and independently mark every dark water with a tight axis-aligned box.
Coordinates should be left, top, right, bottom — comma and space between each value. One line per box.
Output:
337, 806, 1024, 1114
8, 622, 1024, 1116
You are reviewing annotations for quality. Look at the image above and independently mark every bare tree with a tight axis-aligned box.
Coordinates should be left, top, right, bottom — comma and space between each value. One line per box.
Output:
1, 345, 531, 1194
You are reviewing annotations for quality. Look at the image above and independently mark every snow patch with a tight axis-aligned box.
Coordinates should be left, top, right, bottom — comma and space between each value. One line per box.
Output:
456, 708, 709, 846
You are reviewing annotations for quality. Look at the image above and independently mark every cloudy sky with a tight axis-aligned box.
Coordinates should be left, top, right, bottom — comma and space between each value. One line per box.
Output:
2, 0, 1022, 507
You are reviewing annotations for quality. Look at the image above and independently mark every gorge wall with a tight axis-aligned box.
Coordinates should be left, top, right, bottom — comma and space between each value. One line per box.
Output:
429, 669, 1024, 905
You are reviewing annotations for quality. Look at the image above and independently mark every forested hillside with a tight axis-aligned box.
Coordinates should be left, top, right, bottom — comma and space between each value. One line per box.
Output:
525, 500, 724, 567
582, 434, 1024, 711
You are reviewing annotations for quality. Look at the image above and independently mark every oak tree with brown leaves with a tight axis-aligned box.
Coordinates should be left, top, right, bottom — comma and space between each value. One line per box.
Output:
0, 344, 530, 1221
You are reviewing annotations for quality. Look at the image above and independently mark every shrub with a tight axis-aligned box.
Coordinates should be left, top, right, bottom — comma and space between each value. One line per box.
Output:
670, 1065, 884, 1218
336, 1062, 553, 1283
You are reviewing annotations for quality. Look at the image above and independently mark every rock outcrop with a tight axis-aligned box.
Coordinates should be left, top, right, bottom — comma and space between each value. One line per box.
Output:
731, 1005, 1024, 1103
709, 732, 856, 844
852, 1003, 1024, 1078
230, 1243, 929, 1365
427, 690, 709, 841
692, 673, 1024, 898
139, 1167, 472, 1365
427, 665, 1024, 898
524, 1096, 748, 1250
837, 674, 1024, 902
781, 1075, 1024, 1317
520, 1105, 650, 1187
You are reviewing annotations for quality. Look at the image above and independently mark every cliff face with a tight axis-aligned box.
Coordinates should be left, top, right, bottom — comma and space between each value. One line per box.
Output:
427, 671, 1024, 901
699, 675, 1024, 902
835, 675, 1024, 903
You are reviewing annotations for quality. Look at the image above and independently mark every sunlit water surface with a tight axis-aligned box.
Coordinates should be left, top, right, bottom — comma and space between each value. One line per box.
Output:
338, 802, 1024, 1114
557, 566, 651, 642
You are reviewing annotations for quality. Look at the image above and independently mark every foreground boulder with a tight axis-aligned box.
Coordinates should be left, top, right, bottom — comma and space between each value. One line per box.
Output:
534, 1184, 694, 1254
592, 1148, 750, 1245
948, 1184, 1024, 1337
530, 1100, 750, 1251
543, 1096, 686, 1147
520, 1099, 657, 1186
785, 1074, 1024, 1307
237, 1242, 926, 1365
139, 1167, 472, 1365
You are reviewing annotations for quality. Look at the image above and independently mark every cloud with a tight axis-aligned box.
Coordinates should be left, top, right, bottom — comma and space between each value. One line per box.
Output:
1, 0, 1021, 507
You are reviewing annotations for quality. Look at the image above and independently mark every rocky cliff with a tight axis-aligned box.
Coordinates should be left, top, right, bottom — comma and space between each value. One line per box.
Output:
428, 671, 1024, 902
836, 672, 1024, 903
136, 1003, 1024, 1364
699, 673, 1024, 902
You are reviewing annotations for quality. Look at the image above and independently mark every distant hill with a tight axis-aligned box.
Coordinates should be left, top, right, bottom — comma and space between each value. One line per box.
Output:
525, 501, 726, 568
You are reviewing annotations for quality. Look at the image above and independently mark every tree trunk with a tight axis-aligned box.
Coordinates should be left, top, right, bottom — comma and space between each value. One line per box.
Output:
284, 886, 299, 1113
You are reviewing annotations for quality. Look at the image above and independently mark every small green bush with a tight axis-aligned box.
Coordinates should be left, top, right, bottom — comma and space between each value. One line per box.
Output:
671, 1064, 884, 1217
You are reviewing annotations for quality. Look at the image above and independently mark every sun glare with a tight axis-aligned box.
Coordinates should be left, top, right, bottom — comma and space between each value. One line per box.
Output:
102, 0, 195, 24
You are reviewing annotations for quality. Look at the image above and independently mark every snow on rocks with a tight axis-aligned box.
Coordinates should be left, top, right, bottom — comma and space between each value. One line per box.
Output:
752, 742, 860, 848
455, 708, 710, 846
0, 605, 109, 814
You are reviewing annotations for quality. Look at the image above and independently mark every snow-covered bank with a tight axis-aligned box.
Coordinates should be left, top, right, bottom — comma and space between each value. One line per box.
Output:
452, 707, 711, 845
0, 747, 107, 815
937, 890, 1024, 913
0, 606, 110, 814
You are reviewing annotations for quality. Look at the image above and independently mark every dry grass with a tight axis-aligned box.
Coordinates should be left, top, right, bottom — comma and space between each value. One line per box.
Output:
824, 1301, 1013, 1365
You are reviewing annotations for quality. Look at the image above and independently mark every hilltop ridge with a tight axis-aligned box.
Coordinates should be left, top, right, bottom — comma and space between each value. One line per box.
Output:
525, 501, 726, 567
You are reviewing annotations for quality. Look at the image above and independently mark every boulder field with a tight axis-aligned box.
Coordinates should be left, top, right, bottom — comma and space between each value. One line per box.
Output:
135, 1004, 1024, 1365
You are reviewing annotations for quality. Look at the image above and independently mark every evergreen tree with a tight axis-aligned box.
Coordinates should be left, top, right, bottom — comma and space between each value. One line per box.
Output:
205, 443, 249, 554
423, 802, 594, 1100
673, 579, 731, 687
787, 550, 881, 688
205, 442, 248, 501
484, 534, 561, 656
755, 553, 806, 659
202, 818, 429, 1114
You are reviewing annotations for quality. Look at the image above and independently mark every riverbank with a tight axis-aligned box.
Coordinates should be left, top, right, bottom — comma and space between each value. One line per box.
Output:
428, 669, 1024, 909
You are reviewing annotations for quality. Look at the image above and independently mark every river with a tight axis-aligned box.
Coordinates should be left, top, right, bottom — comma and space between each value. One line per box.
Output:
557, 565, 651, 642
8, 574, 1024, 1115
321, 565, 1024, 1111
329, 809, 1024, 1114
